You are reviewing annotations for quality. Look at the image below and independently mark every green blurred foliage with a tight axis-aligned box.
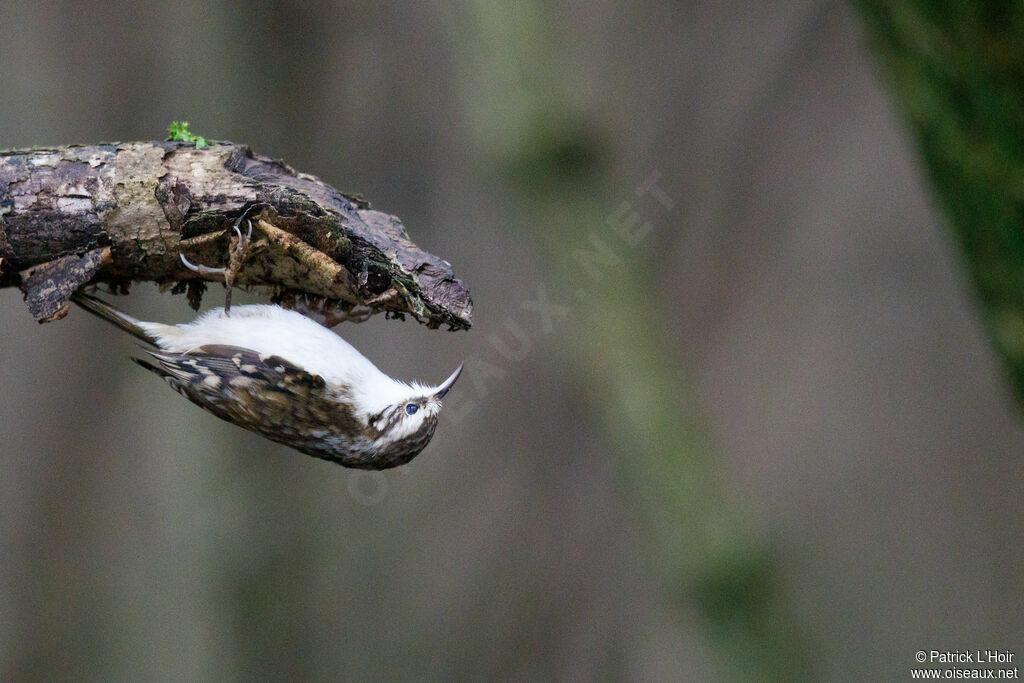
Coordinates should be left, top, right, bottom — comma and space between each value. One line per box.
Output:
460, 4, 814, 677
857, 1, 1024, 405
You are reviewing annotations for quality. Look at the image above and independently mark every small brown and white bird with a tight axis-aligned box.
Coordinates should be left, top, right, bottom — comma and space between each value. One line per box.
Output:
72, 292, 463, 469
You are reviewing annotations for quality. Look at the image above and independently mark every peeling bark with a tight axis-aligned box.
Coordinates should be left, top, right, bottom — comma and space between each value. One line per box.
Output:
0, 141, 473, 329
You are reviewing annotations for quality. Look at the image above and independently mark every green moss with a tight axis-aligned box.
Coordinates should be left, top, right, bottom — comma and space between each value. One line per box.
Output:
166, 121, 210, 149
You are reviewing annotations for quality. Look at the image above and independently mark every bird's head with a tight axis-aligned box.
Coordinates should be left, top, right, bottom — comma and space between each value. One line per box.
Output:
359, 362, 464, 468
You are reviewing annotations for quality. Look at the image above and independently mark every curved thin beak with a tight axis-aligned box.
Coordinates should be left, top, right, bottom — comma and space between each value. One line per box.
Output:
433, 361, 464, 400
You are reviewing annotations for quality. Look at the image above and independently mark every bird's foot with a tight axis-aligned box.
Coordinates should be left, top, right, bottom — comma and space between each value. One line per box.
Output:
321, 305, 374, 327
180, 208, 255, 315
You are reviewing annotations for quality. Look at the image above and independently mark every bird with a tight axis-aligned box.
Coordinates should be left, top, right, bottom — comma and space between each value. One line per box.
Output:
70, 205, 463, 469
72, 291, 464, 469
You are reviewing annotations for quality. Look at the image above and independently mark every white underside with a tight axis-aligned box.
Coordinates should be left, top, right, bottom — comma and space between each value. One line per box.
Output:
138, 304, 437, 424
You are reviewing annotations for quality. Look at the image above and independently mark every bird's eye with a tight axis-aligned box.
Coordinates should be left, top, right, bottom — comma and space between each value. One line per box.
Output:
405, 403, 419, 415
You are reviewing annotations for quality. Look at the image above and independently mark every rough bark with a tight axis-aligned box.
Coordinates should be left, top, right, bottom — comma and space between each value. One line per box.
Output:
0, 141, 472, 329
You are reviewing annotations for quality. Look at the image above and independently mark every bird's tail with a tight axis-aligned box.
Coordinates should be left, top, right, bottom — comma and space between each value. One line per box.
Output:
71, 291, 159, 345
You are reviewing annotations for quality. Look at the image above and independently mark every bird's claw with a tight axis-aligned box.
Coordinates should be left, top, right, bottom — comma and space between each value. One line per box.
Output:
179, 208, 257, 315
231, 215, 253, 244
179, 253, 221, 275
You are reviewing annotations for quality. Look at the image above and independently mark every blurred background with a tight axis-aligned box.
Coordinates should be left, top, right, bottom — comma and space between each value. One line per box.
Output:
1, 1, 1022, 680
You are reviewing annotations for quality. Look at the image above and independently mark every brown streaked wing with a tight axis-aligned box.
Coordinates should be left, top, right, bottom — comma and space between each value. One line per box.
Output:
135, 344, 364, 460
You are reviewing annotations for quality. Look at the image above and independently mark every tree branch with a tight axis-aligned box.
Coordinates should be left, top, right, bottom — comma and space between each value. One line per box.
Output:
0, 141, 472, 329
